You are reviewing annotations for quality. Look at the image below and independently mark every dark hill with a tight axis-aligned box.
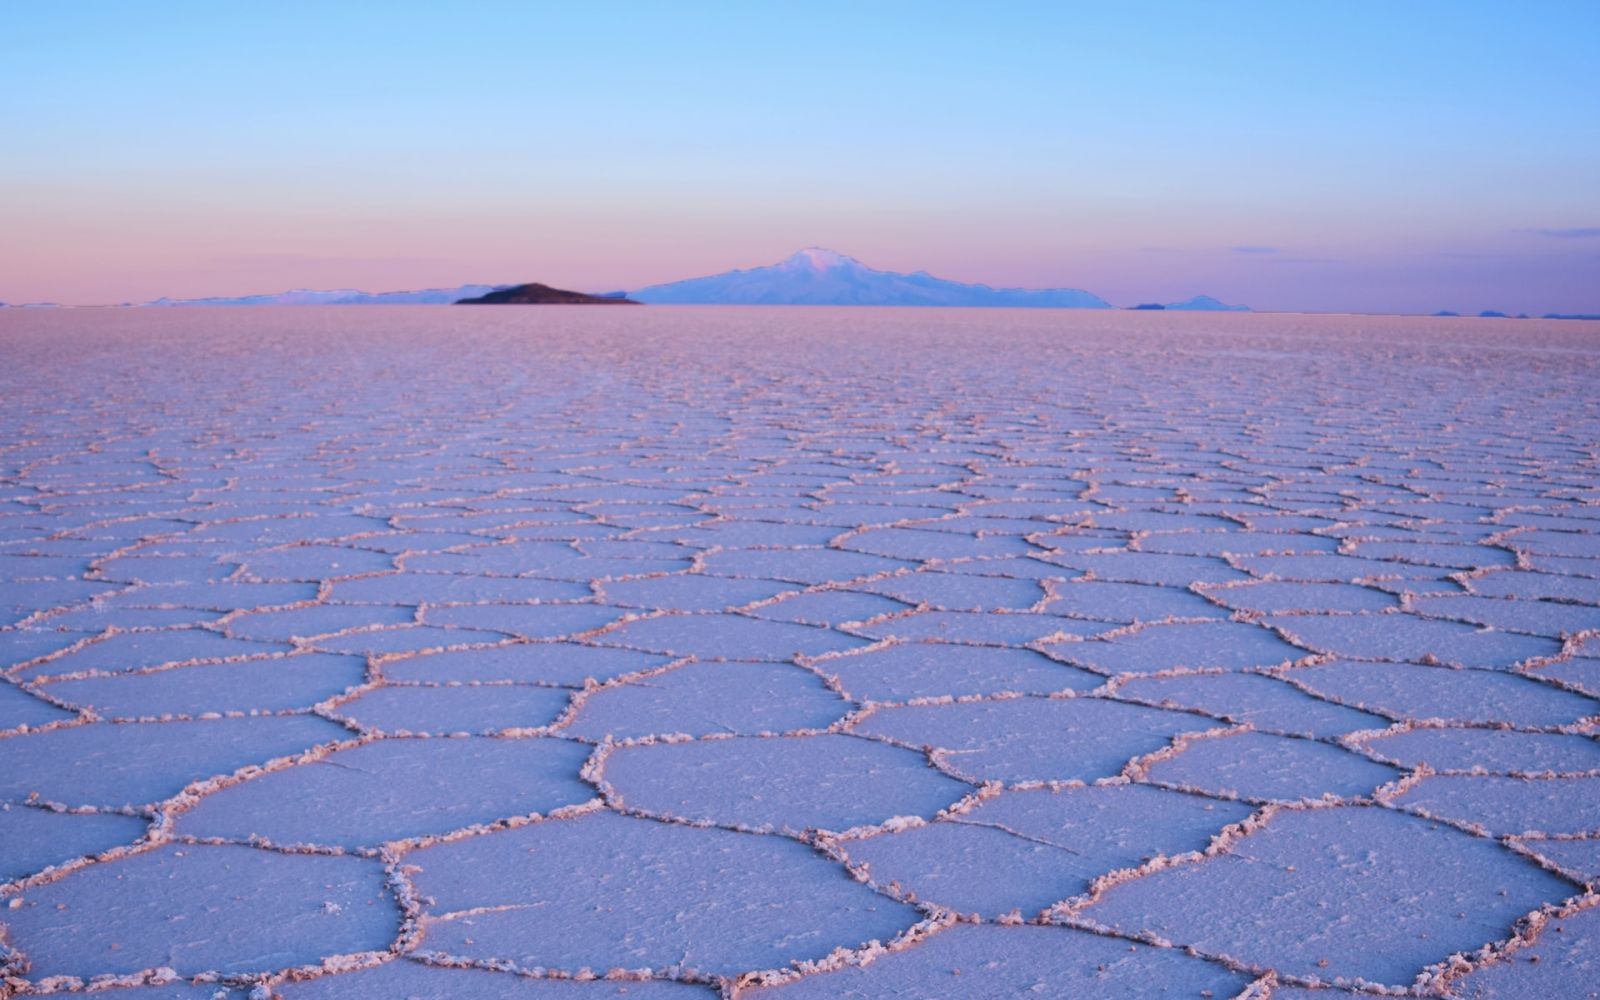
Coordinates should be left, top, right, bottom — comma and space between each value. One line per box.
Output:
456, 283, 639, 305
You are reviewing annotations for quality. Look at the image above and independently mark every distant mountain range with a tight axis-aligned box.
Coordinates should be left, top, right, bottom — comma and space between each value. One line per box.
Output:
138, 284, 506, 306
626, 248, 1115, 308
1434, 309, 1600, 321
1168, 294, 1249, 311
1129, 295, 1250, 312
1, 250, 1268, 310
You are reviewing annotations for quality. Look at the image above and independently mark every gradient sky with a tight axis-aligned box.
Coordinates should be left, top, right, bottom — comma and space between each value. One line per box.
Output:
3, 1, 1597, 313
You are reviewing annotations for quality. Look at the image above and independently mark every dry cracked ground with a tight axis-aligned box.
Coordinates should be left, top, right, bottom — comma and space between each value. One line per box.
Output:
1, 307, 1598, 999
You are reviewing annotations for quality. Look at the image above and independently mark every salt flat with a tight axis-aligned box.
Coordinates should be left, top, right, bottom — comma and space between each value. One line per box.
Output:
1, 306, 1597, 998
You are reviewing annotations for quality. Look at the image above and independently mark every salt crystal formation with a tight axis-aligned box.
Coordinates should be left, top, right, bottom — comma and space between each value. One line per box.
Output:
1, 307, 1597, 998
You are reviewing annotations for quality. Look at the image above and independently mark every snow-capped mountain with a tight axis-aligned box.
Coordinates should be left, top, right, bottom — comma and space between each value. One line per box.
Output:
139, 285, 507, 307
629, 248, 1112, 308
1164, 295, 1250, 312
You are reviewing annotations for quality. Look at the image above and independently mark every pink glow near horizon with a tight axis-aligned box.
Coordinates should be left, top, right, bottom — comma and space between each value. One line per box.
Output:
7, 228, 1595, 316
3, 4, 1596, 314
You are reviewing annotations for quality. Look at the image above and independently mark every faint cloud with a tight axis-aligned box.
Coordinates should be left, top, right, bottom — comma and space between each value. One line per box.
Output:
1228, 245, 1279, 254
1521, 227, 1600, 239
1266, 257, 1339, 265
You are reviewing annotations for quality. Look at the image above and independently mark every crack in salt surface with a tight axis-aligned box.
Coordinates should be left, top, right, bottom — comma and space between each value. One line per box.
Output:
2, 308, 1599, 997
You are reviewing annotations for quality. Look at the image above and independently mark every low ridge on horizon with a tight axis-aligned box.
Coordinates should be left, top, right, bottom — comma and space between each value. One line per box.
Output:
139, 284, 509, 307
455, 283, 639, 305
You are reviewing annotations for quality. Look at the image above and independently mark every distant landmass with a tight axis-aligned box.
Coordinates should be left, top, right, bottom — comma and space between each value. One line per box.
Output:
0, 248, 1288, 311
1166, 294, 1249, 312
628, 248, 1113, 308
21, 250, 1593, 316
140, 285, 508, 306
455, 283, 639, 305
1432, 310, 1598, 320
1129, 295, 1250, 312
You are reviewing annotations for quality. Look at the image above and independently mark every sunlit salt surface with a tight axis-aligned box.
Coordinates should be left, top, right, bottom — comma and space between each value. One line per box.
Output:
2, 306, 1597, 997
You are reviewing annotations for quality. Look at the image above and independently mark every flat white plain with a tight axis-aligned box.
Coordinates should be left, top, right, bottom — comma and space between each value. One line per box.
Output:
1, 306, 1597, 998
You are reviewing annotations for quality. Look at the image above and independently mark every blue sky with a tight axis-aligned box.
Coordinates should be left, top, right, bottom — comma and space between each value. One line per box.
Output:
3, 1, 1597, 311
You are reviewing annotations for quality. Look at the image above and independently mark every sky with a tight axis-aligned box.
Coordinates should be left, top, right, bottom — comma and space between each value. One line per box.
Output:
3, 1, 1597, 313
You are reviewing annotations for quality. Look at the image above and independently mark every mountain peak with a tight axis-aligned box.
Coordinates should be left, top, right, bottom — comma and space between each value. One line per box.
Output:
1165, 294, 1250, 312
779, 247, 862, 271
631, 250, 1110, 308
